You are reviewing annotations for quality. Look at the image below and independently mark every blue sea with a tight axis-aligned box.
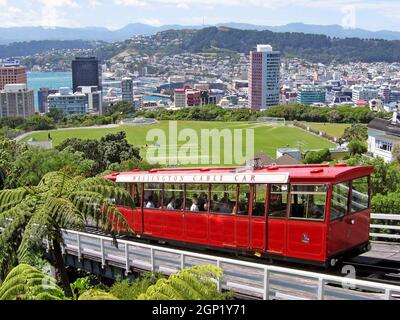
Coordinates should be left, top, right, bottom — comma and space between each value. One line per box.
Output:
27, 72, 170, 109
27, 71, 72, 108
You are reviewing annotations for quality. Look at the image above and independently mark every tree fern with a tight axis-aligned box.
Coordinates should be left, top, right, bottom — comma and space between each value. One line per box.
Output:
78, 289, 118, 300
138, 266, 230, 300
0, 264, 65, 300
0, 170, 132, 296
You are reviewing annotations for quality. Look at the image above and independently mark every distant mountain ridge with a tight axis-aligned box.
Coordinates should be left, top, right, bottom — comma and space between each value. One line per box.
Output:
3, 27, 400, 63
1, 22, 400, 44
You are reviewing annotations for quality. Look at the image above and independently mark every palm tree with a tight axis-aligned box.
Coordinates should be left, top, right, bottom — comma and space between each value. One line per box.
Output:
0, 171, 131, 297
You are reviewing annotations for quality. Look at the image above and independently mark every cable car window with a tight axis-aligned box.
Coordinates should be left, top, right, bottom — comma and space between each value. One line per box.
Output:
289, 185, 327, 221
253, 184, 267, 217
133, 183, 142, 208
210, 184, 237, 215
238, 184, 250, 216
185, 184, 209, 213
330, 182, 350, 221
350, 177, 370, 214
115, 183, 131, 206
163, 184, 184, 211
144, 183, 163, 209
268, 184, 288, 218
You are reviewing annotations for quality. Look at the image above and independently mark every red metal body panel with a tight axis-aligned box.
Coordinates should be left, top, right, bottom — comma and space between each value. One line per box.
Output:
184, 212, 209, 244
250, 217, 266, 251
235, 216, 250, 248
208, 214, 236, 248
132, 208, 143, 233
163, 210, 184, 239
286, 220, 326, 261
107, 164, 374, 265
267, 219, 286, 255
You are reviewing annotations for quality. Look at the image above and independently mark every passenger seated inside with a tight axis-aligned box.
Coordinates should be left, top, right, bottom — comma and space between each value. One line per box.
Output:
290, 193, 325, 220
146, 195, 155, 209
190, 197, 199, 212
198, 192, 207, 211
219, 202, 231, 214
167, 197, 175, 210
238, 192, 250, 215
211, 194, 220, 212
176, 198, 183, 210
309, 195, 325, 219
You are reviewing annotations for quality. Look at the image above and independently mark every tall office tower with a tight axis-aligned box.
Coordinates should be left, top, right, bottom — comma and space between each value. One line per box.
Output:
38, 88, 57, 114
248, 45, 281, 111
121, 77, 134, 105
0, 63, 27, 90
72, 57, 101, 93
0, 84, 34, 118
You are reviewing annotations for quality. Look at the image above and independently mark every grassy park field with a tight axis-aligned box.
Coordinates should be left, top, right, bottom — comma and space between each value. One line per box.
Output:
22, 121, 336, 165
299, 122, 352, 138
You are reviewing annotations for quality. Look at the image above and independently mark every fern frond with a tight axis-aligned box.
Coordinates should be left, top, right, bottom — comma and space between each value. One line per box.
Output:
139, 266, 226, 300
69, 192, 130, 233
78, 289, 118, 300
0, 202, 35, 280
0, 264, 65, 300
0, 188, 29, 208
75, 177, 120, 190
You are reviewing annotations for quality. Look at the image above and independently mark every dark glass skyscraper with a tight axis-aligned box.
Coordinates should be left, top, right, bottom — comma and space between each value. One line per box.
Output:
72, 57, 101, 93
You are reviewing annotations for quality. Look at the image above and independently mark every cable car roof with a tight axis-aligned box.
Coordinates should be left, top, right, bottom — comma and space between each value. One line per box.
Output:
105, 164, 374, 184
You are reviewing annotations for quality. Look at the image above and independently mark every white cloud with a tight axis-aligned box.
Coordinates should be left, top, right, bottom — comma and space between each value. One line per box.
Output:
138, 18, 162, 26
88, 0, 103, 8
39, 0, 80, 28
114, 0, 148, 6
111, 0, 400, 11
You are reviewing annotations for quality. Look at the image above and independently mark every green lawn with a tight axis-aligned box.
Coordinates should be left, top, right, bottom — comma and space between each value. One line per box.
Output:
22, 121, 335, 166
299, 122, 352, 138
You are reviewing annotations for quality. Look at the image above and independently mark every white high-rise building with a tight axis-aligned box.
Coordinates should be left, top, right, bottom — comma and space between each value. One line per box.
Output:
248, 44, 281, 111
352, 86, 379, 102
0, 84, 34, 118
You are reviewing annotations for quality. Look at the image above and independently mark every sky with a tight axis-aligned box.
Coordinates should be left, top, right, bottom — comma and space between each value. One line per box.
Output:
0, 0, 400, 31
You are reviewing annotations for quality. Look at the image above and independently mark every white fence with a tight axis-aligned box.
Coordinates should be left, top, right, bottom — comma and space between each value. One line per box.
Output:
61, 229, 400, 300
371, 214, 400, 240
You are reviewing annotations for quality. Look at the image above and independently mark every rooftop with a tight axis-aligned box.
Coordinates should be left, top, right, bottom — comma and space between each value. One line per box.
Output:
105, 164, 374, 184
368, 117, 400, 137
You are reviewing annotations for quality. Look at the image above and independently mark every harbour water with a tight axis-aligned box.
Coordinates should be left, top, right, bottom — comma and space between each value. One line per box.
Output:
27, 72, 171, 109
27, 71, 72, 107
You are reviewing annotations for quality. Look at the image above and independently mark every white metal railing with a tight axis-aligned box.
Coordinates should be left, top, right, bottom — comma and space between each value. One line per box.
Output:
371, 214, 400, 240
60, 229, 400, 300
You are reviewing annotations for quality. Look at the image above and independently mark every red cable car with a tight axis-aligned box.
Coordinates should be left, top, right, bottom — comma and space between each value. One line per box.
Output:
104, 164, 374, 267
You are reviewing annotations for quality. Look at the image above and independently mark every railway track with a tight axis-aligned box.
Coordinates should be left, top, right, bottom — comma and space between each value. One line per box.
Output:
84, 226, 400, 288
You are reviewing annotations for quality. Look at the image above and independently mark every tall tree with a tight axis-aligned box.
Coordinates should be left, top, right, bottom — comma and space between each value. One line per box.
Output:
341, 124, 368, 142
56, 132, 141, 174
0, 171, 131, 296
348, 140, 368, 156
106, 101, 135, 116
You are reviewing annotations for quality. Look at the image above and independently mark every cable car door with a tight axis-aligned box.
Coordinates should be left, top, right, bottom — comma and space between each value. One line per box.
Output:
266, 184, 289, 256
250, 184, 267, 251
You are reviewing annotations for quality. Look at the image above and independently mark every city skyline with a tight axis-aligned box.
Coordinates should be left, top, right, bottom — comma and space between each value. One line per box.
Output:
0, 0, 400, 32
